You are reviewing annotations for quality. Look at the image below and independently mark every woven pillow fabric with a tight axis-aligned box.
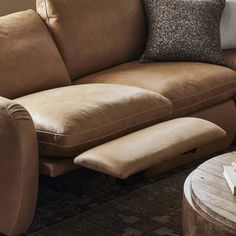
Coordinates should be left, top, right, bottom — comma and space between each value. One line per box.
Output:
141, 0, 226, 66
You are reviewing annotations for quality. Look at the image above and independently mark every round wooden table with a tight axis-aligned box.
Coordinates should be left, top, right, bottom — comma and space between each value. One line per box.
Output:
182, 153, 236, 236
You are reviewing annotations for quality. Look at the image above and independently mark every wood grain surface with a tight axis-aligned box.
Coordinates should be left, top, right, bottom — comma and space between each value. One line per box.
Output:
191, 152, 236, 234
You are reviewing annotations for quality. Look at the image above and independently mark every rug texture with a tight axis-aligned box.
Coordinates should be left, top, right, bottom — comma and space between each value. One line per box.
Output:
28, 148, 233, 236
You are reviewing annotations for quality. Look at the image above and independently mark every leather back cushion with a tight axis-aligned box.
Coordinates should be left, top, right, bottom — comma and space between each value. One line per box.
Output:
0, 10, 71, 99
37, 0, 147, 80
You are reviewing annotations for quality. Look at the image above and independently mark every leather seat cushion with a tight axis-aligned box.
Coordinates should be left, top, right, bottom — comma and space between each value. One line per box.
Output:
15, 84, 172, 157
74, 61, 236, 117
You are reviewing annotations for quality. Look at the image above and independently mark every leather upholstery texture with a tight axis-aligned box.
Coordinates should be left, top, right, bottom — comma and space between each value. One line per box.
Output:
36, 0, 147, 80
74, 118, 226, 179
224, 49, 236, 71
15, 84, 172, 157
146, 99, 236, 176
38, 99, 236, 177
0, 98, 38, 236
0, 10, 71, 99
75, 61, 236, 117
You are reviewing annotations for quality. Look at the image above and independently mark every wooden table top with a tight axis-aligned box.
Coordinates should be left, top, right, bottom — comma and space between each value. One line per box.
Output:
191, 152, 236, 233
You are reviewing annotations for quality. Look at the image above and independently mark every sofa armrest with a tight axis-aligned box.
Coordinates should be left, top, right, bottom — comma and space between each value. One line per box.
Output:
0, 97, 38, 236
224, 49, 236, 71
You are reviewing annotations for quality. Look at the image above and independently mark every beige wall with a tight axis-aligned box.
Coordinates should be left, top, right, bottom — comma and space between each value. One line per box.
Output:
0, 0, 36, 16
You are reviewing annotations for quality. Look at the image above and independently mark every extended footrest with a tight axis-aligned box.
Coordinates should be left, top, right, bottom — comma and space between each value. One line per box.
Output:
74, 118, 226, 179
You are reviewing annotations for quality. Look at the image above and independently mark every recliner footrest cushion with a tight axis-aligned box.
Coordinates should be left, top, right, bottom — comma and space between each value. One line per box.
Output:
74, 118, 226, 179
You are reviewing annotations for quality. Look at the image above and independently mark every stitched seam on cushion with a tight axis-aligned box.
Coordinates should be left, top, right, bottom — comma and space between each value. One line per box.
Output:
37, 109, 172, 147
0, 105, 24, 235
8, 104, 31, 120
35, 103, 171, 136
173, 80, 236, 103
38, 86, 235, 147
173, 87, 236, 112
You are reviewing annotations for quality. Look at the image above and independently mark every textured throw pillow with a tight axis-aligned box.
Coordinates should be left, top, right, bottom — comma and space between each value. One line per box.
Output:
221, 0, 236, 49
141, 0, 226, 65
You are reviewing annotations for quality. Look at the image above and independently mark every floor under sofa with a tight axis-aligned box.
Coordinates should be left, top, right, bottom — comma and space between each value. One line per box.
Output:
26, 145, 235, 236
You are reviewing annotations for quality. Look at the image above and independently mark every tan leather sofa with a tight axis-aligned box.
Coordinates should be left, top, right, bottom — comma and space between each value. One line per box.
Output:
1, 0, 236, 235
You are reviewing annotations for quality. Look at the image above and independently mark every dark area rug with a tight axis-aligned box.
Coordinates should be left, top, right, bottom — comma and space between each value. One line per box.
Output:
28, 147, 234, 236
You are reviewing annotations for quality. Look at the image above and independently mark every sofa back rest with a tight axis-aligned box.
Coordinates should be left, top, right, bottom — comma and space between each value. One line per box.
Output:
0, 10, 71, 99
37, 0, 147, 80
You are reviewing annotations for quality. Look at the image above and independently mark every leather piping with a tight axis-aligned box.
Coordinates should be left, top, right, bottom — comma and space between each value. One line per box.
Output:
35, 104, 171, 136
173, 87, 236, 112
172, 80, 236, 103
37, 108, 172, 147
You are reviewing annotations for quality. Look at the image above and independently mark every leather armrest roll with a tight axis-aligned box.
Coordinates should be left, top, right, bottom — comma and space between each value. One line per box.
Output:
0, 97, 38, 236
